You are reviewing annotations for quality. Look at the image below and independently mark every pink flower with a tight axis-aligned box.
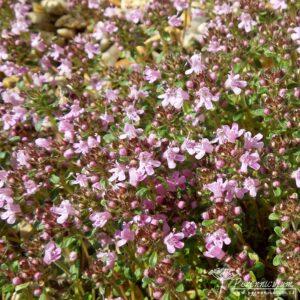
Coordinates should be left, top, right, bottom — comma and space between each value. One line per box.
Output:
128, 85, 148, 100
291, 168, 300, 188
109, 163, 127, 182
43, 241, 61, 265
120, 123, 143, 140
58, 59, 72, 78
181, 139, 198, 155
291, 27, 300, 41
214, 123, 245, 144
163, 147, 185, 169
88, 0, 100, 9
173, 0, 188, 11
238, 13, 257, 33
97, 251, 117, 270
185, 54, 206, 75
243, 132, 264, 150
205, 178, 224, 199
0, 171, 9, 188
182, 221, 197, 238
243, 177, 260, 197
0, 45, 8, 60
164, 232, 185, 253
225, 73, 247, 95
168, 15, 182, 27
240, 151, 260, 173
144, 67, 161, 83
126, 9, 143, 23
195, 87, 219, 110
204, 228, 231, 260
1, 203, 21, 224
125, 105, 144, 122
74, 174, 89, 188
35, 138, 53, 151
93, 21, 118, 40
104, 7, 117, 18
24, 179, 40, 195
138, 151, 161, 175
51, 200, 77, 224
31, 33, 46, 52
270, 0, 287, 10
215, 3, 232, 15
159, 88, 189, 110
1, 90, 24, 106
129, 167, 146, 186
84, 43, 100, 59
106, 89, 119, 102
207, 40, 225, 53
115, 224, 134, 247
16, 150, 31, 168
194, 138, 214, 160
49, 44, 64, 60
89, 211, 112, 228
73, 140, 89, 155
167, 171, 186, 191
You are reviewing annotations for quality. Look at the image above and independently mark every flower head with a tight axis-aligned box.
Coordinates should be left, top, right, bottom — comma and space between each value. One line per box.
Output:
164, 231, 185, 253
51, 200, 77, 224
185, 54, 206, 75
43, 241, 61, 265
225, 73, 247, 95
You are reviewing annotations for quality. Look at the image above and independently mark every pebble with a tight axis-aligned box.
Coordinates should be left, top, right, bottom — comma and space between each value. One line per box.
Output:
57, 28, 75, 39
41, 0, 67, 15
55, 14, 86, 30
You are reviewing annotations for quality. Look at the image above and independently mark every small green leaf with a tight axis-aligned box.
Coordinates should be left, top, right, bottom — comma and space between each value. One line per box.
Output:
15, 282, 30, 291
103, 133, 116, 144
251, 108, 265, 116
273, 188, 282, 197
149, 251, 158, 267
50, 174, 60, 184
273, 255, 282, 266
274, 226, 282, 237
202, 220, 216, 227
162, 292, 171, 300
175, 283, 185, 292
269, 213, 280, 220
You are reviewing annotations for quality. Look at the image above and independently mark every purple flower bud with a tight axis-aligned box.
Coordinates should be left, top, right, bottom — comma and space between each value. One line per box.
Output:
12, 277, 22, 285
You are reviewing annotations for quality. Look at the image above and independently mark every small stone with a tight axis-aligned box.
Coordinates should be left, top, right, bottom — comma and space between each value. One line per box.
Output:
3, 76, 19, 88
57, 28, 75, 39
18, 220, 34, 240
41, 0, 67, 16
55, 14, 86, 30
28, 12, 51, 25
102, 44, 121, 67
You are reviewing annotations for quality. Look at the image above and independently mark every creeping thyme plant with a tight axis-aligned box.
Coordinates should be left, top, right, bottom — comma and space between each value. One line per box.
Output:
0, 0, 300, 299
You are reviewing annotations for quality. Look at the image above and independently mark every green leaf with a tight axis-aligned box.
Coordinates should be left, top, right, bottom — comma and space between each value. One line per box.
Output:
175, 283, 185, 292
141, 277, 152, 288
162, 292, 171, 300
103, 133, 116, 144
273, 255, 282, 266
274, 226, 282, 237
202, 220, 216, 227
251, 108, 265, 116
149, 251, 158, 267
50, 174, 60, 184
251, 262, 265, 278
15, 282, 30, 291
273, 188, 282, 197
269, 213, 280, 220
136, 187, 150, 197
